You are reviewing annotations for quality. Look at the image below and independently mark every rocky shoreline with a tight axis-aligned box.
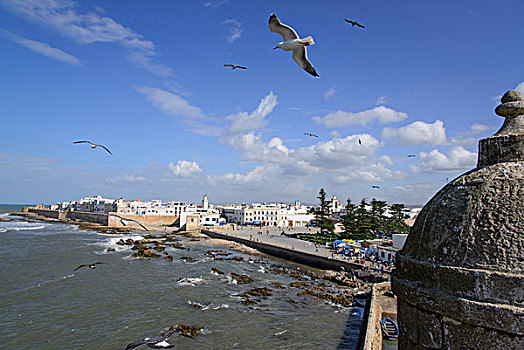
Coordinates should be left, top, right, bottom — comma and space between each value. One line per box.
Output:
10, 211, 375, 305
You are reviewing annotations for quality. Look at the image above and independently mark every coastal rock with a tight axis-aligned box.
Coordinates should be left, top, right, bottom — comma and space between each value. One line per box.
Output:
212, 267, 225, 275
0, 217, 13, 222
180, 256, 197, 263
116, 239, 125, 246
154, 246, 166, 252
297, 288, 354, 307
177, 324, 201, 338
231, 273, 253, 284
165, 255, 173, 261
165, 242, 185, 249
106, 247, 116, 252
226, 256, 244, 262
131, 248, 161, 259
244, 287, 272, 297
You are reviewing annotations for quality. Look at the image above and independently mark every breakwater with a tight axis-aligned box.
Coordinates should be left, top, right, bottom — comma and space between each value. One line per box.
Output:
23, 208, 179, 227
25, 208, 109, 225
201, 229, 364, 272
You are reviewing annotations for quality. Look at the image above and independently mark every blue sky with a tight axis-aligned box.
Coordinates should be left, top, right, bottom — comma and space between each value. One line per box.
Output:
1, 0, 523, 205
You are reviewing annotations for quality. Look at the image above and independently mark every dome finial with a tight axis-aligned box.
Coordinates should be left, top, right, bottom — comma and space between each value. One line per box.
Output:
493, 90, 524, 136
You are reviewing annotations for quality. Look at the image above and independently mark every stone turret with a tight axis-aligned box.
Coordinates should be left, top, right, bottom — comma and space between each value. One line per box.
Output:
392, 90, 524, 349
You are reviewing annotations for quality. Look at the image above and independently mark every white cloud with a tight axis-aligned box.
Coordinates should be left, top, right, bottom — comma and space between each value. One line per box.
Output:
416, 146, 477, 173
332, 163, 404, 184
382, 120, 447, 145
312, 106, 407, 128
2, 0, 172, 76
107, 174, 146, 183
1, 29, 81, 65
324, 84, 337, 100
516, 81, 524, 94
207, 166, 270, 186
135, 86, 206, 120
222, 19, 242, 43
169, 160, 203, 177
226, 91, 277, 134
469, 123, 493, 134
203, 0, 229, 7
376, 95, 389, 106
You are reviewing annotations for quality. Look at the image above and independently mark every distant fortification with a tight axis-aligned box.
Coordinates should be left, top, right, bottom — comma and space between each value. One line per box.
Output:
392, 90, 524, 349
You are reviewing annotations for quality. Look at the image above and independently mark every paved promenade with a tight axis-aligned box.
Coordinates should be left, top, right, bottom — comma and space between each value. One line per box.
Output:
210, 226, 380, 270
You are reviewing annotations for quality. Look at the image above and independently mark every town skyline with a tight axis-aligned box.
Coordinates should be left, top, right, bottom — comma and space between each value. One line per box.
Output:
1, 0, 523, 205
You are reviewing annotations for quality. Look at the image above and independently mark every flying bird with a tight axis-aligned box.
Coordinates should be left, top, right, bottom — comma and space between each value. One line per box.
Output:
269, 13, 319, 77
109, 214, 149, 231
73, 262, 105, 271
358, 139, 362, 145
125, 325, 194, 350
73, 141, 112, 155
224, 64, 247, 70
344, 19, 365, 28
407, 154, 416, 158
371, 185, 380, 189
304, 132, 318, 138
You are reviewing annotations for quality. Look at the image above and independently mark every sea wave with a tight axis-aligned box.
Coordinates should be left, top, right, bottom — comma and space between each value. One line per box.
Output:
8, 225, 46, 231
176, 277, 204, 286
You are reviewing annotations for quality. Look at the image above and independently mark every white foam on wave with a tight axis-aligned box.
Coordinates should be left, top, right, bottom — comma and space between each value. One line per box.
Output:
274, 330, 287, 336
176, 277, 204, 287
257, 266, 266, 273
226, 275, 238, 285
9, 225, 46, 231
0, 228, 7, 233
90, 234, 144, 254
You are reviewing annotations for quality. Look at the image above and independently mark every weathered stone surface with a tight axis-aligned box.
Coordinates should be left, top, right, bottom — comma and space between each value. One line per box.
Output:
393, 90, 524, 349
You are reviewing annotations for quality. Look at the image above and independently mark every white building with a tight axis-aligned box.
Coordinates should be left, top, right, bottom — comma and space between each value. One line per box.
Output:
222, 202, 315, 227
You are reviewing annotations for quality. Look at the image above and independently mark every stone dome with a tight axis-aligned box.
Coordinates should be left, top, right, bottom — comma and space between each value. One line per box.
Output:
392, 90, 524, 349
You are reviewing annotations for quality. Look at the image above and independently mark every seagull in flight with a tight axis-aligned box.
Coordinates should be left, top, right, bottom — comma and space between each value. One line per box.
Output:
73, 141, 112, 155
109, 214, 149, 231
125, 325, 194, 350
304, 132, 318, 138
407, 154, 416, 158
73, 262, 105, 271
344, 19, 365, 28
269, 13, 319, 77
358, 139, 362, 145
371, 185, 380, 189
224, 64, 247, 70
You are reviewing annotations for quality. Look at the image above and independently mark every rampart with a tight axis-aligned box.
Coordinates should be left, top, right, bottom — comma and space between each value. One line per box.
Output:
107, 213, 178, 227
201, 229, 364, 271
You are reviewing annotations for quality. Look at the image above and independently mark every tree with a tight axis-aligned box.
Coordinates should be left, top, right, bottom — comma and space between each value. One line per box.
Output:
316, 188, 334, 235
386, 203, 410, 235
342, 198, 357, 237
353, 198, 374, 240
370, 198, 388, 233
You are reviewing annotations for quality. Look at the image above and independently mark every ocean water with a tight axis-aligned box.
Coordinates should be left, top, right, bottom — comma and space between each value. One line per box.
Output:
0, 207, 363, 349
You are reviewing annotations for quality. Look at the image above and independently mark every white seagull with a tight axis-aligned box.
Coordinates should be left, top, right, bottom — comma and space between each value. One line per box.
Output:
268, 13, 319, 77
73, 141, 112, 155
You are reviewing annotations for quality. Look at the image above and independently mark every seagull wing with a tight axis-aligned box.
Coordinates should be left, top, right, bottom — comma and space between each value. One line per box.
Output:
74, 141, 92, 144
93, 262, 105, 266
292, 47, 319, 77
73, 264, 87, 271
125, 340, 147, 350
97, 144, 112, 155
268, 13, 299, 41
224, 64, 234, 68
155, 326, 176, 342
236, 65, 248, 69
356, 22, 365, 28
